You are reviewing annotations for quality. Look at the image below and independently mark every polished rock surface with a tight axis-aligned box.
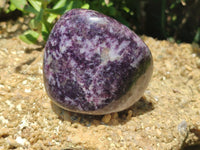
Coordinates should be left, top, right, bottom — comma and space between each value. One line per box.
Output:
43, 9, 153, 114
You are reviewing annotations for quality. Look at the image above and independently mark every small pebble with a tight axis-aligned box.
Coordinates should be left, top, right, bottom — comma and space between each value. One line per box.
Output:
16, 136, 29, 146
126, 110, 133, 120
197, 59, 200, 68
0, 128, 9, 138
112, 112, 118, 119
197, 84, 200, 93
92, 119, 100, 125
24, 88, 31, 93
18, 17, 24, 23
110, 119, 119, 125
62, 111, 71, 121
22, 24, 28, 31
7, 138, 21, 149
102, 114, 111, 123
178, 120, 187, 135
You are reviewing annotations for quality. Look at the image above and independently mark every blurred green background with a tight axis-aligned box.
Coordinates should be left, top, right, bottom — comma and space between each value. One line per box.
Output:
0, 0, 199, 45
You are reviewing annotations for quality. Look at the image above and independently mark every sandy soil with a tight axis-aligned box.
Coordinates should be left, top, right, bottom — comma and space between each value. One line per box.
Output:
0, 18, 200, 150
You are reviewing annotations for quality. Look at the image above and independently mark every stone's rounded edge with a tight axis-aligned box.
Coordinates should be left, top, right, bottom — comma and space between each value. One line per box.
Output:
48, 58, 153, 115
43, 8, 154, 115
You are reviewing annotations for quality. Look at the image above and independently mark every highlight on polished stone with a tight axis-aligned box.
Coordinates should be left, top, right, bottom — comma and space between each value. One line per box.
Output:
43, 9, 153, 115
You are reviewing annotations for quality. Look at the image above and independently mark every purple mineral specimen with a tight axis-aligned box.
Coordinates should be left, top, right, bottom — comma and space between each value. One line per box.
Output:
43, 9, 153, 115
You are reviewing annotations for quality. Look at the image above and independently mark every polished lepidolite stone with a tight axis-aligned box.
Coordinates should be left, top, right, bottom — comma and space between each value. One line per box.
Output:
43, 9, 153, 115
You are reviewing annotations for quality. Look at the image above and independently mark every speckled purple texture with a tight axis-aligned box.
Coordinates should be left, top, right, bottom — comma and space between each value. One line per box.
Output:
43, 9, 153, 115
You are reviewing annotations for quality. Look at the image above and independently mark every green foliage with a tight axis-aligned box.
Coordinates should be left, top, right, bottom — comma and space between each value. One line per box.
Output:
9, 0, 90, 44
194, 27, 200, 44
10, 0, 27, 11
19, 30, 39, 44
8, 0, 137, 44
3, 0, 200, 44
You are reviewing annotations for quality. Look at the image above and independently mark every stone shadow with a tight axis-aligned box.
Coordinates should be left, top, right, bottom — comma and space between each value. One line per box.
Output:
24, 46, 44, 54
15, 58, 36, 73
51, 96, 154, 127
15, 58, 36, 74
14, 47, 43, 75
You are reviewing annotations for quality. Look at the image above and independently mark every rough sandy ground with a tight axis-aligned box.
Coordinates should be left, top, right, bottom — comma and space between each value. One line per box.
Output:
0, 19, 200, 150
